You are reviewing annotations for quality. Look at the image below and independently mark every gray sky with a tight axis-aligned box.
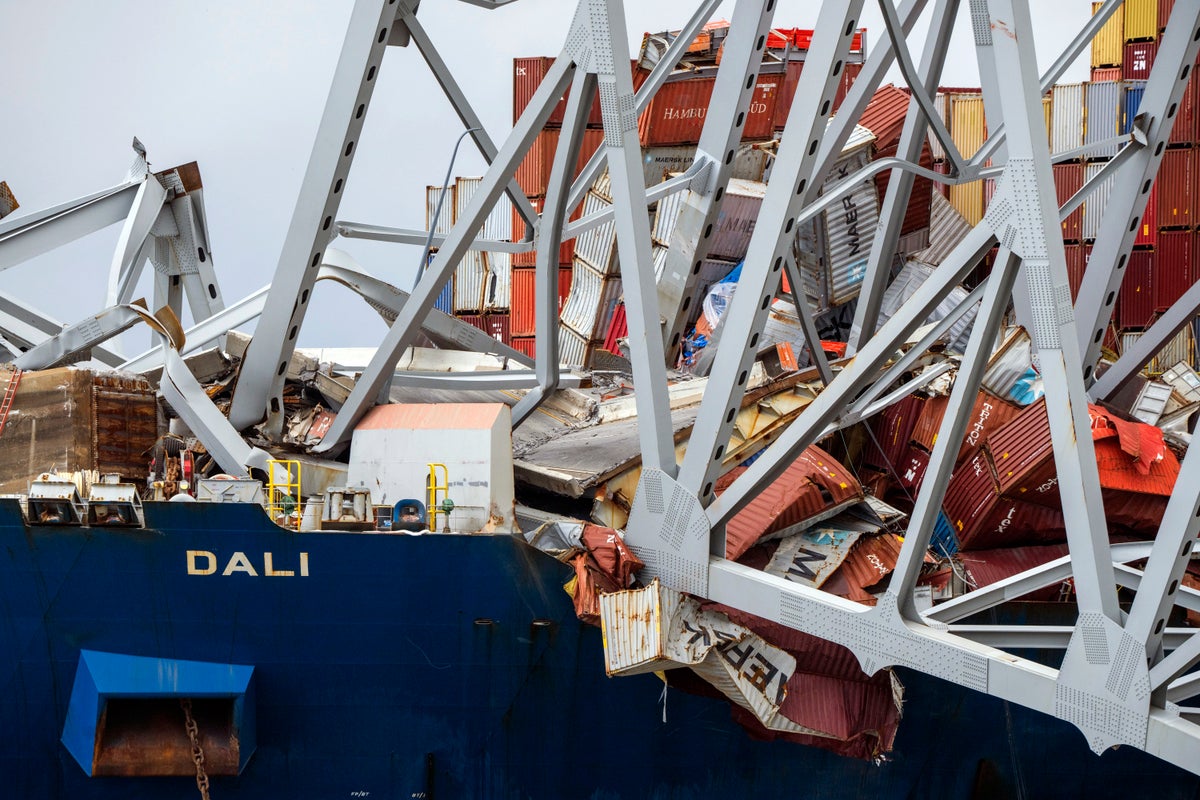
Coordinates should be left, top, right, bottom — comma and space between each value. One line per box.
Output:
0, 0, 1089, 353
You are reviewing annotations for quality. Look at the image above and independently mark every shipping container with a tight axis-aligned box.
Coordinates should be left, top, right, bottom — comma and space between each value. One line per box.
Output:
1122, 81, 1147, 136
948, 180, 985, 227
709, 178, 767, 261
866, 395, 926, 471
1085, 80, 1122, 160
1064, 243, 1091, 301
1160, 0, 1177, 31
776, 59, 865, 126
434, 271, 454, 314
1043, 94, 1053, 144
561, 259, 622, 339
1154, 229, 1195, 311
559, 322, 597, 367
1150, 325, 1196, 374
640, 142, 773, 186
425, 185, 456, 235
483, 312, 511, 345
512, 57, 641, 128
822, 150, 881, 305
1157, 147, 1196, 227
1134, 178, 1159, 249
1090, 67, 1123, 82
949, 94, 986, 160
1118, 248, 1156, 329
510, 268, 536, 336
639, 71, 782, 146
1091, 1, 1124, 68
574, 189, 618, 274
1051, 83, 1086, 156
1169, 77, 1199, 147
603, 302, 628, 354
1054, 162, 1085, 241
1082, 161, 1114, 241
1124, 0, 1158, 41
1123, 41, 1158, 81
515, 127, 606, 199
929, 93, 949, 161
510, 336, 536, 358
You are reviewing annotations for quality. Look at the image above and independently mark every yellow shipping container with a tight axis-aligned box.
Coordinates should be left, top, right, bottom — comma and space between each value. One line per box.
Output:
949, 181, 985, 227
1090, 1, 1123, 68
949, 94, 986, 159
1043, 95, 1052, 144
1123, 0, 1157, 42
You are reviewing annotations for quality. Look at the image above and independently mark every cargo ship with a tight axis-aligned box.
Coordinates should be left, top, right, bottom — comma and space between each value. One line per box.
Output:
4, 0, 1200, 796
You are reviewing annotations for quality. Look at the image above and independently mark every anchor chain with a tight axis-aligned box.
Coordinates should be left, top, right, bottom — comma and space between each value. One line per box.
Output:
180, 698, 212, 800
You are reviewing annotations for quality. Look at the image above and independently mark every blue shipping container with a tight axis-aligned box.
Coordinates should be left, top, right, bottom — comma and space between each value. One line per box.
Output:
1122, 81, 1146, 135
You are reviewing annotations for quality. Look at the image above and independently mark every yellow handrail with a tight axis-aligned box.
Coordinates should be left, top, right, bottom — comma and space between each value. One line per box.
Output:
266, 459, 302, 531
427, 463, 450, 531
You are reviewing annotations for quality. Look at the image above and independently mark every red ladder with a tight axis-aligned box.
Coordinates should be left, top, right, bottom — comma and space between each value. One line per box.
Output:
0, 368, 22, 437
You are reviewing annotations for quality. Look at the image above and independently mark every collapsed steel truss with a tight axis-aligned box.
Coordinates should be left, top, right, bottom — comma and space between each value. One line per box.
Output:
4, 0, 1200, 775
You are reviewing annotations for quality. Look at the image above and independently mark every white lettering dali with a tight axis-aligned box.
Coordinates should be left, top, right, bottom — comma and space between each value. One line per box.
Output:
187, 550, 309, 577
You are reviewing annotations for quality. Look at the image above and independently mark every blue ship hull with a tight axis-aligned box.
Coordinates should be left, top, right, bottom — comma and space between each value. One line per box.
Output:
1, 499, 1197, 799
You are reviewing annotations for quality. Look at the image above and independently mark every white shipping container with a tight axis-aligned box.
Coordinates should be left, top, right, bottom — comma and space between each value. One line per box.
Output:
1082, 161, 1113, 241
425, 185, 456, 234
483, 190, 513, 310
574, 190, 618, 275
559, 323, 592, 366
1084, 80, 1121, 160
652, 186, 687, 247
452, 178, 490, 312
821, 150, 881, 305
879, 259, 980, 354
641, 144, 772, 187
708, 179, 766, 261
1051, 83, 1085, 157
929, 93, 949, 160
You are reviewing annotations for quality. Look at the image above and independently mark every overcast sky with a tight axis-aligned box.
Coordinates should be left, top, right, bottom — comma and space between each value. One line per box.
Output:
0, 0, 1090, 354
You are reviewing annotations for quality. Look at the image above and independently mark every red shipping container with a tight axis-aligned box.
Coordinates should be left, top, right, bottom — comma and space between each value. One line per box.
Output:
640, 72, 780, 145
833, 61, 863, 115
509, 267, 573, 335
776, 60, 864, 129
1156, 147, 1196, 228
1169, 76, 1199, 147
483, 312, 511, 345
1054, 162, 1085, 240
603, 301, 628, 354
1064, 243, 1086, 300
515, 128, 606, 200
766, 28, 864, 52
511, 336, 536, 358
510, 269, 536, 335
456, 313, 485, 333
1090, 67, 1122, 82
512, 196, 583, 267
866, 394, 926, 471
933, 160, 950, 198
1155, 229, 1195, 311
1123, 41, 1158, 81
896, 446, 930, 495
1118, 249, 1156, 329
513, 57, 642, 128
1136, 179, 1158, 247
1160, 0, 1176, 30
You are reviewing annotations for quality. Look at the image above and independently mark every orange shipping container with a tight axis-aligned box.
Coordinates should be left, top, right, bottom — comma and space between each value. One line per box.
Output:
515, 128, 606, 200
511, 194, 586, 267
640, 72, 781, 145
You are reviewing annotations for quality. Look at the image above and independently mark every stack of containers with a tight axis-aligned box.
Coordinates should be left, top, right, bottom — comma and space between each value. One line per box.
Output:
943, 90, 986, 226
509, 56, 610, 356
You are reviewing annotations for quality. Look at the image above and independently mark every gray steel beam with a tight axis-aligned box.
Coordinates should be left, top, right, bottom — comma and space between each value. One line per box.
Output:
229, 0, 401, 435
656, 0, 778, 355
677, 0, 869, 526
334, 222, 531, 253
849, 0, 957, 354
14, 303, 180, 371
0, 181, 140, 273
1076, 1, 1200, 381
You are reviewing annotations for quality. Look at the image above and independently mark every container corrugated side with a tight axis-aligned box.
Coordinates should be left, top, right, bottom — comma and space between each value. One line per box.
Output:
574, 190, 617, 274
1091, 67, 1123, 82
482, 188, 513, 310
1082, 161, 1114, 241
929, 93, 949, 160
1150, 325, 1196, 374
510, 268, 536, 336
982, 328, 1035, 402
948, 180, 984, 227
510, 336, 536, 358
1170, 76, 1198, 146
1051, 83, 1085, 156
1123, 41, 1157, 80
1091, 1, 1124, 67
1054, 162, 1085, 241
1118, 249, 1155, 329
453, 255, 487, 313
1064, 243, 1086, 300
949, 94, 986, 159
560, 259, 621, 339
821, 150, 880, 305
598, 581, 677, 675
426, 185, 456, 234
559, 323, 593, 367
1124, 0, 1158, 42
515, 128, 605, 199
1157, 148, 1195, 228
639, 73, 781, 146
594, 278, 625, 342
652, 186, 686, 247
1122, 82, 1146, 135
708, 179, 766, 261
1085, 80, 1122, 160
1154, 229, 1194, 310
914, 190, 973, 265
1160, 0, 1177, 31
